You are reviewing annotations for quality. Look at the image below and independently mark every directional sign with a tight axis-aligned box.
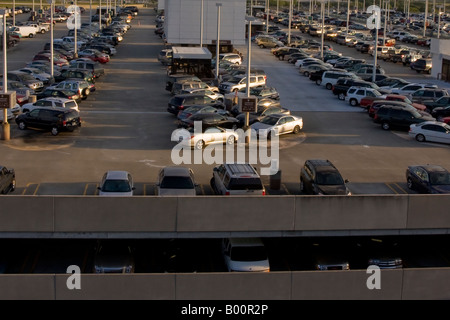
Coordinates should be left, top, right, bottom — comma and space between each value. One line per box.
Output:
239, 96, 257, 113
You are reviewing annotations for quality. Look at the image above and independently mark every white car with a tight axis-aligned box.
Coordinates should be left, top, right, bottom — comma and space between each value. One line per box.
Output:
390, 83, 438, 96
250, 114, 303, 139
97, 171, 135, 196
409, 121, 450, 144
156, 166, 197, 196
218, 53, 242, 65
222, 238, 270, 272
181, 88, 224, 103
177, 126, 238, 150
17, 67, 53, 84
294, 57, 321, 68
21, 97, 79, 113
345, 86, 386, 107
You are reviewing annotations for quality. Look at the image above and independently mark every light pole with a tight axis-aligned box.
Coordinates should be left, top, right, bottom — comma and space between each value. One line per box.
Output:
266, 0, 269, 34
200, 0, 204, 46
13, 0, 15, 27
50, 0, 54, 78
383, 0, 388, 45
1, 11, 9, 141
346, 0, 350, 35
288, 0, 292, 45
99, 0, 102, 31
245, 16, 255, 143
321, 0, 325, 60
438, 5, 443, 38
215, 3, 222, 81
424, 0, 428, 37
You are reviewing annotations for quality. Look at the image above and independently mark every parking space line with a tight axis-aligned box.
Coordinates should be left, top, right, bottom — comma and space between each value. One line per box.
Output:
143, 184, 154, 196
22, 183, 40, 196
83, 183, 99, 196
281, 184, 291, 195
199, 184, 205, 195
385, 183, 399, 194
393, 183, 408, 194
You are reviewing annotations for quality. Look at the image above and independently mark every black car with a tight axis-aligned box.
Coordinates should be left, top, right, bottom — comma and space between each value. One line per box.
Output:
15, 108, 81, 136
168, 94, 224, 115
54, 69, 95, 85
235, 105, 290, 126
406, 165, 450, 194
373, 105, 435, 130
410, 58, 432, 74
300, 159, 351, 195
0, 166, 15, 195
237, 86, 280, 100
36, 88, 81, 103
426, 96, 450, 114
180, 113, 239, 130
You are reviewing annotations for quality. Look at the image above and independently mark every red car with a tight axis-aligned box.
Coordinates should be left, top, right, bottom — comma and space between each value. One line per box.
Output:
77, 49, 110, 64
416, 38, 431, 47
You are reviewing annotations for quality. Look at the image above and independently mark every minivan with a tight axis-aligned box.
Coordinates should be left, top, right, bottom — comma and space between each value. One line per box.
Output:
321, 70, 359, 90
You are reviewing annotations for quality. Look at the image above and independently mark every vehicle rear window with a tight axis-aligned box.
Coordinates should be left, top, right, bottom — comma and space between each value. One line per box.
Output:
160, 176, 194, 189
66, 101, 77, 109
228, 178, 263, 190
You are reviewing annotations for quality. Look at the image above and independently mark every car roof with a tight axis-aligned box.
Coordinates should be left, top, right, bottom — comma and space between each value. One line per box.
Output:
160, 166, 192, 177
105, 171, 130, 180
227, 237, 264, 247
410, 165, 449, 173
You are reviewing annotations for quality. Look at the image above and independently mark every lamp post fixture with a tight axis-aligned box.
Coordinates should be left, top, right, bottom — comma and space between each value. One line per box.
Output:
215, 3, 222, 81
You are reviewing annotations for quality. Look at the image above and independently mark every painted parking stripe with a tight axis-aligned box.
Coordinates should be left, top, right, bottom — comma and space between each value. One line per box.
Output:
83, 183, 99, 196
22, 183, 40, 196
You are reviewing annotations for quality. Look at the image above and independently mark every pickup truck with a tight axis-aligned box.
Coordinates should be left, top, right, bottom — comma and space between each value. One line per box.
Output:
0, 166, 15, 195
26, 23, 50, 34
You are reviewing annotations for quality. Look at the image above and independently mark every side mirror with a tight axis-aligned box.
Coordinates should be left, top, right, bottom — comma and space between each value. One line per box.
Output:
345, 179, 349, 183
213, 167, 219, 172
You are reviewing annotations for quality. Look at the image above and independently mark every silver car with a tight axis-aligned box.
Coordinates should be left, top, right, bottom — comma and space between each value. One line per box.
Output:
156, 166, 197, 196
93, 241, 135, 274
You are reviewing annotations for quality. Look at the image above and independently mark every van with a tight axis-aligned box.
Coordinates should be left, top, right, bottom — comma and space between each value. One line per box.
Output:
222, 238, 270, 272
9, 25, 37, 38
321, 70, 359, 90
210, 163, 266, 196
170, 80, 203, 96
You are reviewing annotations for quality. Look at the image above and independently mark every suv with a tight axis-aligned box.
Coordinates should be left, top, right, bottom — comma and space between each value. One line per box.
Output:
345, 86, 385, 107
5, 71, 44, 93
257, 37, 283, 48
408, 88, 449, 105
222, 238, 270, 272
21, 97, 79, 113
410, 58, 432, 74
210, 163, 266, 196
373, 105, 435, 130
321, 71, 359, 90
15, 108, 82, 136
300, 159, 351, 195
171, 80, 204, 96
218, 74, 266, 94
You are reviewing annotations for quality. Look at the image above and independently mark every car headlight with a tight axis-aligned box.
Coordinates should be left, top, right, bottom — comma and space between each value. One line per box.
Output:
125, 265, 133, 273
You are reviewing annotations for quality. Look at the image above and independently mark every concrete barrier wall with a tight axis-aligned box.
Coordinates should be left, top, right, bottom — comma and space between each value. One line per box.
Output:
0, 195, 449, 233
1, 269, 449, 299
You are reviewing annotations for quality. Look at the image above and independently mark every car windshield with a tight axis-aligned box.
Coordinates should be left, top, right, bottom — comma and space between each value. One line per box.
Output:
259, 116, 279, 126
160, 176, 194, 189
316, 172, 345, 185
101, 180, 131, 192
230, 246, 268, 261
430, 172, 450, 185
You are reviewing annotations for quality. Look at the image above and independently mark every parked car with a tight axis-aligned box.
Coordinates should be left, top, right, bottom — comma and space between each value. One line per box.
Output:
373, 104, 435, 130
77, 49, 110, 64
222, 238, 270, 272
15, 108, 81, 136
158, 48, 173, 65
177, 125, 238, 150
237, 86, 280, 100
408, 121, 450, 144
410, 58, 432, 74
48, 79, 92, 99
345, 87, 385, 107
177, 105, 228, 121
235, 105, 290, 126
425, 96, 450, 113
93, 240, 135, 273
65, 59, 105, 79
4, 71, 44, 93
180, 113, 239, 130
210, 163, 265, 196
431, 106, 450, 121
406, 164, 450, 194
21, 97, 79, 113
250, 114, 303, 139
156, 166, 197, 196
218, 74, 266, 94
97, 171, 135, 196
36, 88, 81, 103
408, 88, 449, 105
300, 159, 351, 195
390, 83, 438, 96
168, 94, 225, 115
0, 166, 15, 195
16, 67, 54, 85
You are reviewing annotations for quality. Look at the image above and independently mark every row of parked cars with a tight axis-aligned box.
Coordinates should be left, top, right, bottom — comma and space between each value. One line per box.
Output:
1, 7, 136, 136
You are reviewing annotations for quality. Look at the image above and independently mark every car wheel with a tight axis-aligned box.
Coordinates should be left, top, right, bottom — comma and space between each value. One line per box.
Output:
338, 93, 345, 100
381, 122, 390, 130
259, 44, 264, 48
407, 177, 414, 190
304, 71, 309, 77
350, 99, 358, 106
51, 127, 59, 136
300, 179, 305, 192
195, 139, 205, 150
293, 125, 300, 134
227, 135, 235, 145
84, 88, 90, 97
41, 29, 46, 34
416, 134, 426, 142
326, 83, 332, 90
315, 79, 321, 85
18, 121, 26, 130
29, 33, 34, 38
